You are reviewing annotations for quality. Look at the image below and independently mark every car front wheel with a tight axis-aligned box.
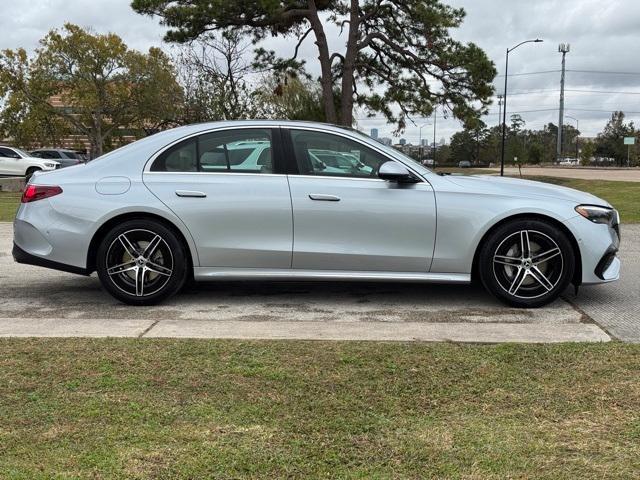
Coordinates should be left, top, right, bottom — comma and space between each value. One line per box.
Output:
478, 219, 575, 308
96, 219, 188, 305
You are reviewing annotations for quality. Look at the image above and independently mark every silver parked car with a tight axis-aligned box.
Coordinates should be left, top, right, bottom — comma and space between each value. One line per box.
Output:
29, 148, 86, 168
13, 121, 620, 307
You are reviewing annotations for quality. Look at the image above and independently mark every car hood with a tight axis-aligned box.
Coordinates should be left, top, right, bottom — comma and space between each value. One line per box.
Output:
444, 174, 611, 207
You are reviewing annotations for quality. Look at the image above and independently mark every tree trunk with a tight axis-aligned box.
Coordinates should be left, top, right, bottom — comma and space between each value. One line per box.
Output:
339, 0, 360, 126
307, 0, 337, 124
91, 113, 104, 159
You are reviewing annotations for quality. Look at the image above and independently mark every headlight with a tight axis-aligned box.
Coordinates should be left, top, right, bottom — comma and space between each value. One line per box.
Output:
575, 205, 616, 225
44, 162, 56, 168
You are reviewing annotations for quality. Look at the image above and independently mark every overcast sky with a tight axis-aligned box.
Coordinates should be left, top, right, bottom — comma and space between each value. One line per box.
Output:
3, 0, 640, 143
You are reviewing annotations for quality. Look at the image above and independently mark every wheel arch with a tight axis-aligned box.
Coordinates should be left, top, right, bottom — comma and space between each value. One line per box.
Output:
470, 213, 582, 287
86, 212, 195, 275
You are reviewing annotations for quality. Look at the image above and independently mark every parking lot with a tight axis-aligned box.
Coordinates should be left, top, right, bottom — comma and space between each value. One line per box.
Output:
1, 223, 637, 342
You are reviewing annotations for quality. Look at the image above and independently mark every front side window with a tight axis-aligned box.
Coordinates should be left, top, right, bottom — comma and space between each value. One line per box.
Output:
290, 130, 390, 178
151, 129, 273, 173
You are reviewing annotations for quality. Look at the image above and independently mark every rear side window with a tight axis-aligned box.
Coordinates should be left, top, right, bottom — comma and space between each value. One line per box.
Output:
151, 129, 273, 173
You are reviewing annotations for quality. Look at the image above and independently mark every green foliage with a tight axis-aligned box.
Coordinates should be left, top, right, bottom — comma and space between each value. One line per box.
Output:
580, 140, 597, 165
0, 24, 182, 157
595, 111, 637, 166
254, 74, 325, 121
131, 0, 497, 130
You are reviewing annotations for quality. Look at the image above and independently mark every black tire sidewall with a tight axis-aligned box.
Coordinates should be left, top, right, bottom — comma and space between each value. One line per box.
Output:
96, 219, 188, 305
478, 219, 575, 308
25, 167, 40, 181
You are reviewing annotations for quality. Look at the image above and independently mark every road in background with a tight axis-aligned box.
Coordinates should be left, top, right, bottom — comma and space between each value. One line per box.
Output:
485, 167, 640, 182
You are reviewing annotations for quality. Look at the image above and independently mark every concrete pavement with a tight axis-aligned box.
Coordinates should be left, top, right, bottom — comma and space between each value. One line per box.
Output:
0, 223, 635, 343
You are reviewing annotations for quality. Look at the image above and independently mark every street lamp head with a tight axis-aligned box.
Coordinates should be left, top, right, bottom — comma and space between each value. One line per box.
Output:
534, 39, 543, 43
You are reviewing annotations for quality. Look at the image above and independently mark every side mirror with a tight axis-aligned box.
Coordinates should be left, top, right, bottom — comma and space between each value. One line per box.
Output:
378, 161, 416, 183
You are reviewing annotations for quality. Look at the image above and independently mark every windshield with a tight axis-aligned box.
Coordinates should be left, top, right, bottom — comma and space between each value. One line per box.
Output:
14, 148, 31, 158
61, 151, 81, 159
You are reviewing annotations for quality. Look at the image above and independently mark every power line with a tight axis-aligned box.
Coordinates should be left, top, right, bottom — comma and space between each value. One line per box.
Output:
493, 89, 640, 97
495, 70, 560, 78
567, 69, 640, 76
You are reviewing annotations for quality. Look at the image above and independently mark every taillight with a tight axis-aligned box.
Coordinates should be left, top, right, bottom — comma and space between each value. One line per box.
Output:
21, 185, 63, 203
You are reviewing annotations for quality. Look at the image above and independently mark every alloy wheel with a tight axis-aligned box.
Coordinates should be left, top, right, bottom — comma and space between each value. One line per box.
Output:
492, 229, 564, 299
105, 229, 174, 297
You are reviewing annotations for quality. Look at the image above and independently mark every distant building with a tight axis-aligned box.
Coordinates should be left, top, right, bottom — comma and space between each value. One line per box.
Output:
399, 138, 407, 146
370, 128, 379, 139
421, 138, 429, 146
379, 137, 392, 146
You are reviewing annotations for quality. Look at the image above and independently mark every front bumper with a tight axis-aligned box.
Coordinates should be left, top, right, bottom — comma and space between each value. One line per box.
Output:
564, 214, 621, 285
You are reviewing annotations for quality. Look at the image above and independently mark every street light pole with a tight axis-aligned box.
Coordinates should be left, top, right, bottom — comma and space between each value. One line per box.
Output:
500, 39, 543, 176
418, 123, 430, 161
433, 108, 437, 168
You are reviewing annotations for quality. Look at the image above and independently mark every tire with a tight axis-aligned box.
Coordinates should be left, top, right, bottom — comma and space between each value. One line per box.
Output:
477, 219, 575, 308
25, 167, 41, 182
96, 219, 188, 305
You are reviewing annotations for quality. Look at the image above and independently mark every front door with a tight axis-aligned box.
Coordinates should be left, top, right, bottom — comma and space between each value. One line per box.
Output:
143, 128, 293, 268
285, 128, 437, 272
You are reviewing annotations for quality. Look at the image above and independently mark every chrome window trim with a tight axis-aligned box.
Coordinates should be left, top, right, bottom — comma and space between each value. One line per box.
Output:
143, 123, 428, 182
144, 171, 287, 178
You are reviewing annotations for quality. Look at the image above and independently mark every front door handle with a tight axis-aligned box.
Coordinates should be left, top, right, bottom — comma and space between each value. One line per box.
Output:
175, 190, 207, 198
309, 194, 341, 202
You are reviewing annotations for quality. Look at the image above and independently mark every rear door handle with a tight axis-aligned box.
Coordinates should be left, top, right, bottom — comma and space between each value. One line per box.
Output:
175, 190, 207, 198
309, 194, 341, 202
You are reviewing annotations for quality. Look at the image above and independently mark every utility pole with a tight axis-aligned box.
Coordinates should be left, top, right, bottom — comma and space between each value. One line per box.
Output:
557, 43, 570, 163
497, 95, 503, 127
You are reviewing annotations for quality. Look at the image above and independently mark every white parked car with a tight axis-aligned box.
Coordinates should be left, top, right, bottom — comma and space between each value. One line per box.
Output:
0, 146, 60, 179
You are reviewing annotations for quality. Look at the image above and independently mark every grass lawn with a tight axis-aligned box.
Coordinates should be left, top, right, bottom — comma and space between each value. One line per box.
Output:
435, 169, 639, 223
524, 176, 640, 224
1, 339, 639, 479
0, 191, 20, 222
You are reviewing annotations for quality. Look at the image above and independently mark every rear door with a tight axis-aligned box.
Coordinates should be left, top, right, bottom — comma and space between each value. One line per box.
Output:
285, 128, 437, 272
143, 127, 293, 268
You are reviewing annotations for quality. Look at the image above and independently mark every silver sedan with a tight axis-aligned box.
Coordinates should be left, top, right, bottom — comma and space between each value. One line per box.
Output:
13, 121, 621, 307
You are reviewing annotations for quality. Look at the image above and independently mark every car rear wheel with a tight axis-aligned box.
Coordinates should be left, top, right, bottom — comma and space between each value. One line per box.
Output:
96, 219, 188, 305
478, 219, 575, 308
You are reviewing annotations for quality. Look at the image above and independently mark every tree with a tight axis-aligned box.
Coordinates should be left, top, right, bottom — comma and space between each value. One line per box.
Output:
580, 140, 596, 165
131, 0, 496, 130
0, 24, 182, 157
450, 119, 487, 165
255, 73, 326, 121
173, 30, 260, 124
596, 111, 636, 166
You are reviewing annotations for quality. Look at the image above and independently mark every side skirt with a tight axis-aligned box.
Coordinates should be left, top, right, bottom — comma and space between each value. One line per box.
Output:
194, 268, 471, 283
